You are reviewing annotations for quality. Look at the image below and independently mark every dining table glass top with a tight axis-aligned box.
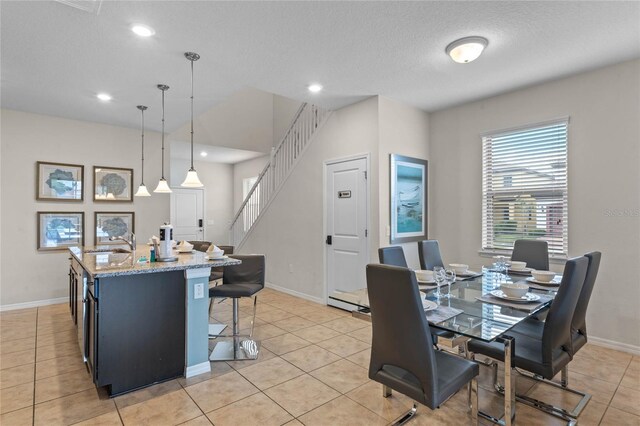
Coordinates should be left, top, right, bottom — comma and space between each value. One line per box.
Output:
329, 268, 558, 343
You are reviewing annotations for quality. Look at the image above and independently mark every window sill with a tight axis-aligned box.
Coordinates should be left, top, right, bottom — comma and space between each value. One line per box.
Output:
477, 250, 568, 265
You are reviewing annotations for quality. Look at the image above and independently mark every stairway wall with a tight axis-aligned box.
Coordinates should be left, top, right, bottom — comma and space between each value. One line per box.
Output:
240, 97, 381, 302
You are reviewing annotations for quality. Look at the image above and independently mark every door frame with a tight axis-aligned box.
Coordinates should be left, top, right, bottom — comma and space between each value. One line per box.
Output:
169, 187, 206, 241
323, 152, 371, 307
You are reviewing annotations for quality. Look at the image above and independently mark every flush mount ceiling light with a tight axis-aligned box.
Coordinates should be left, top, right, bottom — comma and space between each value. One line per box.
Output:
131, 24, 155, 37
200, 151, 208, 157
308, 83, 323, 93
445, 36, 488, 63
181, 52, 204, 188
134, 105, 151, 197
154, 84, 172, 194
96, 93, 112, 101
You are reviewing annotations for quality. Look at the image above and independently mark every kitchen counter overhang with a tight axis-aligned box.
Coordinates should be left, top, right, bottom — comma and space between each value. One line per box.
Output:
69, 245, 240, 278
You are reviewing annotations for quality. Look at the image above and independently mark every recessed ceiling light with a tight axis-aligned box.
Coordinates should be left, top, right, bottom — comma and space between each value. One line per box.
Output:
96, 93, 112, 101
200, 151, 208, 157
445, 36, 488, 63
308, 83, 323, 93
131, 24, 155, 37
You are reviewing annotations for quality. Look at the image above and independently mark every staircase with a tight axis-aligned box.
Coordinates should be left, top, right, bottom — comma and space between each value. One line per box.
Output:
229, 103, 331, 248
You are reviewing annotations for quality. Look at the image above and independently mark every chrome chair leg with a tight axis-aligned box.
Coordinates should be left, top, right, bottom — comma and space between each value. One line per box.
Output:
389, 403, 418, 426
383, 385, 392, 398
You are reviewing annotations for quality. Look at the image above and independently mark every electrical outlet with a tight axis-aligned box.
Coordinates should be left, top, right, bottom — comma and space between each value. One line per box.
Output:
194, 283, 204, 299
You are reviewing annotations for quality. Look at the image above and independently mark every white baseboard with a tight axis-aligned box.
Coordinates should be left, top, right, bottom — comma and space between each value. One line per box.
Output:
185, 361, 211, 378
265, 282, 325, 305
0, 297, 68, 312
588, 336, 640, 356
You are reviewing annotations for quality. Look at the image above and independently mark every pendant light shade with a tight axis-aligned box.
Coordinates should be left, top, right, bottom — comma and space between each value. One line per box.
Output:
154, 84, 172, 193
134, 105, 151, 197
181, 51, 203, 188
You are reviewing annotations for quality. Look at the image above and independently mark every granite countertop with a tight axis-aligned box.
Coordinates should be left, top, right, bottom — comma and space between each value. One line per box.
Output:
69, 245, 241, 278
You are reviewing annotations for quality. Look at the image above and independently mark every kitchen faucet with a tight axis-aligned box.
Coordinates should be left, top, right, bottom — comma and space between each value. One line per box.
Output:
109, 233, 136, 251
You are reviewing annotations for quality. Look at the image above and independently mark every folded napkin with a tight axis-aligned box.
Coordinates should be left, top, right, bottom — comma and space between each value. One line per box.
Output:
177, 241, 194, 251
475, 293, 553, 312
206, 244, 224, 255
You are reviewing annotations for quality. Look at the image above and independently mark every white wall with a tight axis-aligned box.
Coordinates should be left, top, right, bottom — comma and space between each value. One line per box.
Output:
0, 109, 170, 307
377, 97, 430, 269
169, 88, 274, 154
232, 156, 270, 212
240, 97, 381, 301
429, 59, 640, 349
192, 160, 234, 245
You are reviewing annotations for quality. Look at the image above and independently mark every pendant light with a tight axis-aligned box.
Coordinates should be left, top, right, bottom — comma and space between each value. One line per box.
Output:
181, 51, 203, 187
134, 105, 151, 197
154, 84, 172, 193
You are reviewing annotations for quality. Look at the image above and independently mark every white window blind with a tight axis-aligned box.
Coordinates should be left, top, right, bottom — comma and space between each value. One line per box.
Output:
482, 120, 568, 257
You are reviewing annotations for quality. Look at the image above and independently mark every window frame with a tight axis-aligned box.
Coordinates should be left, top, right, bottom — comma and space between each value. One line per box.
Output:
479, 117, 570, 261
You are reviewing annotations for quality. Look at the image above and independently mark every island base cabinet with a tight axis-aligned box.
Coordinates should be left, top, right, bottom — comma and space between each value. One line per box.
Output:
89, 271, 186, 396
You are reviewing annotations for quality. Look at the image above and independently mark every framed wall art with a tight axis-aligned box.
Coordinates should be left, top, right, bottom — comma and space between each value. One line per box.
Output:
94, 166, 133, 202
36, 161, 84, 201
95, 212, 135, 244
37, 211, 84, 251
389, 154, 428, 244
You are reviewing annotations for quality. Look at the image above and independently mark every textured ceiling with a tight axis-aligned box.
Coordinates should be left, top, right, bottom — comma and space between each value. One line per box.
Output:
2, 1, 639, 133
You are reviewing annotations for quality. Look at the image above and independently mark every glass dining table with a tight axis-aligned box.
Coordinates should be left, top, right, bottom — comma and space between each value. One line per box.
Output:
329, 268, 558, 426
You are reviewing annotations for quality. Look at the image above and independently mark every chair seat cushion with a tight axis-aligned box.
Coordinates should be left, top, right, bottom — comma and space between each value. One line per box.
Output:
209, 283, 262, 298
467, 331, 571, 380
433, 350, 479, 407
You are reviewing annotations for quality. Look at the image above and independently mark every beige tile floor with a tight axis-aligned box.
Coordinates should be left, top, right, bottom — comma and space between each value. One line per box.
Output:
1, 288, 639, 425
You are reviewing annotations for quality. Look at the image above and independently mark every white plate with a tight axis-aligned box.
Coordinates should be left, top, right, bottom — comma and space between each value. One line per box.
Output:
526, 277, 561, 286
508, 267, 533, 275
206, 255, 228, 261
490, 290, 540, 303
422, 299, 438, 311
417, 278, 436, 284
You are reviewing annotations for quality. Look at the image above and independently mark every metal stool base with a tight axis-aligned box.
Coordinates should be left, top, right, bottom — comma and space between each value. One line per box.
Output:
209, 339, 260, 361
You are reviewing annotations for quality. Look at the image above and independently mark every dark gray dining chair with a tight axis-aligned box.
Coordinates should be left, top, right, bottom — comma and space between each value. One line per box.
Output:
367, 264, 479, 424
418, 240, 445, 270
467, 256, 589, 422
378, 246, 408, 267
208, 254, 265, 361
511, 239, 549, 271
188, 240, 212, 253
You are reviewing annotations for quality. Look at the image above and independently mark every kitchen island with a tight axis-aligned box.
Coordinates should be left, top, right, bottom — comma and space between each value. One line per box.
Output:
68, 245, 240, 396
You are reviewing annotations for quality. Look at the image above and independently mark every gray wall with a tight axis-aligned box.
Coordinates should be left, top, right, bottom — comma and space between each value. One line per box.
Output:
429, 59, 640, 349
1, 109, 170, 306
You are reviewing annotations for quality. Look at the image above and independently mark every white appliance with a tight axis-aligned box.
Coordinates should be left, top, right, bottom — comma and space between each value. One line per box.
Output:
157, 223, 177, 262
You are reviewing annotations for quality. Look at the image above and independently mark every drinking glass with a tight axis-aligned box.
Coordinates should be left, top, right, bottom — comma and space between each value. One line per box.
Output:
433, 266, 445, 299
444, 269, 456, 298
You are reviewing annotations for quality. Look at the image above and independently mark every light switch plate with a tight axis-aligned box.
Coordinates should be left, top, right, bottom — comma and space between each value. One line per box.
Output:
194, 283, 204, 299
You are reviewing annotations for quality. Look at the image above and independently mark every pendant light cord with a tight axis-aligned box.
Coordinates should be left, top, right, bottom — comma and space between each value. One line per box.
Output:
161, 88, 166, 179
189, 58, 195, 171
141, 107, 145, 184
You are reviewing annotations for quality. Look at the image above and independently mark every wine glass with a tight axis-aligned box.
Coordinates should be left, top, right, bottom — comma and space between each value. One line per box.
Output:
433, 266, 445, 300
444, 269, 456, 298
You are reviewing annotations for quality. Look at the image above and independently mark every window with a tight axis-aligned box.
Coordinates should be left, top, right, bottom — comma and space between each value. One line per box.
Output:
482, 119, 568, 258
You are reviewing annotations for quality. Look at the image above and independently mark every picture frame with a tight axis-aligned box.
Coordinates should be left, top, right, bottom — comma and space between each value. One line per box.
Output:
95, 212, 135, 245
37, 212, 84, 251
36, 161, 84, 201
390, 154, 428, 244
93, 166, 133, 202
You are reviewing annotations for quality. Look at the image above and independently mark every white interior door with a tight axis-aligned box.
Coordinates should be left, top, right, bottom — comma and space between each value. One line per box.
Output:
325, 157, 368, 309
170, 188, 205, 241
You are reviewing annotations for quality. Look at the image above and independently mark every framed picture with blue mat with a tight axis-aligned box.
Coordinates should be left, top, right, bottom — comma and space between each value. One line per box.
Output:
390, 154, 428, 244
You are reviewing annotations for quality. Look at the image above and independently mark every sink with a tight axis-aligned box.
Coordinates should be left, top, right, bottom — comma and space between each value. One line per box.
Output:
84, 248, 131, 254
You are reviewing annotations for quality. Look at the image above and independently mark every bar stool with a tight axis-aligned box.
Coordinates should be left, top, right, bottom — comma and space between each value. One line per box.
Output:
208, 254, 265, 361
